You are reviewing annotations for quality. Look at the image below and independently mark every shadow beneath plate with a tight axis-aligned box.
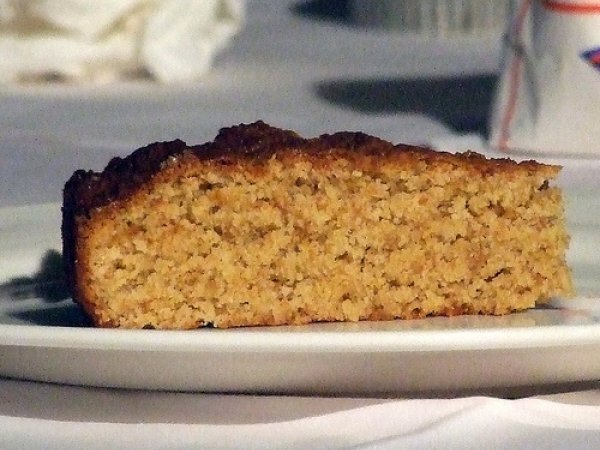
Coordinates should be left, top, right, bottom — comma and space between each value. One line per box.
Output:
315, 75, 497, 135
402, 380, 600, 401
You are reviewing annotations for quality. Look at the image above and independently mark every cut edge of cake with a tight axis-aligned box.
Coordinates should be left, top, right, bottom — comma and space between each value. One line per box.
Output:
62, 121, 574, 329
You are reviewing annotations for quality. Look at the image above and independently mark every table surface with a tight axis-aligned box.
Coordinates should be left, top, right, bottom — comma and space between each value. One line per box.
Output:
1, 1, 599, 448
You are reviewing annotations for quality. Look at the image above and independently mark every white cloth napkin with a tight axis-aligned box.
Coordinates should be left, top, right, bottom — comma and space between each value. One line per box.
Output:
0, 0, 244, 83
1, 379, 599, 449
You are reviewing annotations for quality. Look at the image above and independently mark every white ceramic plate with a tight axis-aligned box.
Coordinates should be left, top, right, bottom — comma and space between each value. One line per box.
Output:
1, 200, 599, 395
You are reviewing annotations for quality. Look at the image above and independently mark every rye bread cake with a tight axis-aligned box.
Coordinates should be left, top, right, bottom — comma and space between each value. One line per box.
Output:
62, 121, 573, 329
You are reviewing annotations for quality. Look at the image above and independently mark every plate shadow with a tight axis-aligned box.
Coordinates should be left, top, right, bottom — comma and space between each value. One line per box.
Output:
292, 0, 351, 25
0, 250, 69, 302
0, 249, 90, 326
315, 75, 498, 135
9, 303, 90, 327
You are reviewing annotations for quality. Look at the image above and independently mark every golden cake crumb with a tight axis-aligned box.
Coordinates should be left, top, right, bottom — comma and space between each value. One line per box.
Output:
62, 121, 573, 329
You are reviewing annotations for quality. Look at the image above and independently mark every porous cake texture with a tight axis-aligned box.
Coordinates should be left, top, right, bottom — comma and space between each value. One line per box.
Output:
62, 121, 573, 329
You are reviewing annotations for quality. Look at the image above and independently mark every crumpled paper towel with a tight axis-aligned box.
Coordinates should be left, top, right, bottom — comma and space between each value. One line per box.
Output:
489, 0, 600, 156
0, 0, 244, 83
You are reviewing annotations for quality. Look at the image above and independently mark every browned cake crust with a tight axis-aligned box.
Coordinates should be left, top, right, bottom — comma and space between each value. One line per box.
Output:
63, 121, 573, 329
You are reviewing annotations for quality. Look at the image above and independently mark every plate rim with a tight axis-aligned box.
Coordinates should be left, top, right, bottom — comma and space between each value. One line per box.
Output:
1, 321, 600, 353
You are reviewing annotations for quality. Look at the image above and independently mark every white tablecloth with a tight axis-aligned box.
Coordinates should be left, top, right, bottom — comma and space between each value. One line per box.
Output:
1, 379, 599, 449
1, 1, 599, 448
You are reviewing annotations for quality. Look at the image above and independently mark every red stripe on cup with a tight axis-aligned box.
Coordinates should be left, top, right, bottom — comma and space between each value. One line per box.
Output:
542, 1, 600, 13
498, 0, 533, 152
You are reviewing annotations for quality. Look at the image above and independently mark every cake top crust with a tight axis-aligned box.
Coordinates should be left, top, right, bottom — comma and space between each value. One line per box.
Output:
63, 121, 559, 216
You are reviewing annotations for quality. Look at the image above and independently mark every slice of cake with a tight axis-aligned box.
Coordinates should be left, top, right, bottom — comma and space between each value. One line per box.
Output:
62, 121, 573, 329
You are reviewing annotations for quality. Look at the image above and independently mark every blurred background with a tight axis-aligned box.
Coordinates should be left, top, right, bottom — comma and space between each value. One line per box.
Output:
1, 0, 511, 207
